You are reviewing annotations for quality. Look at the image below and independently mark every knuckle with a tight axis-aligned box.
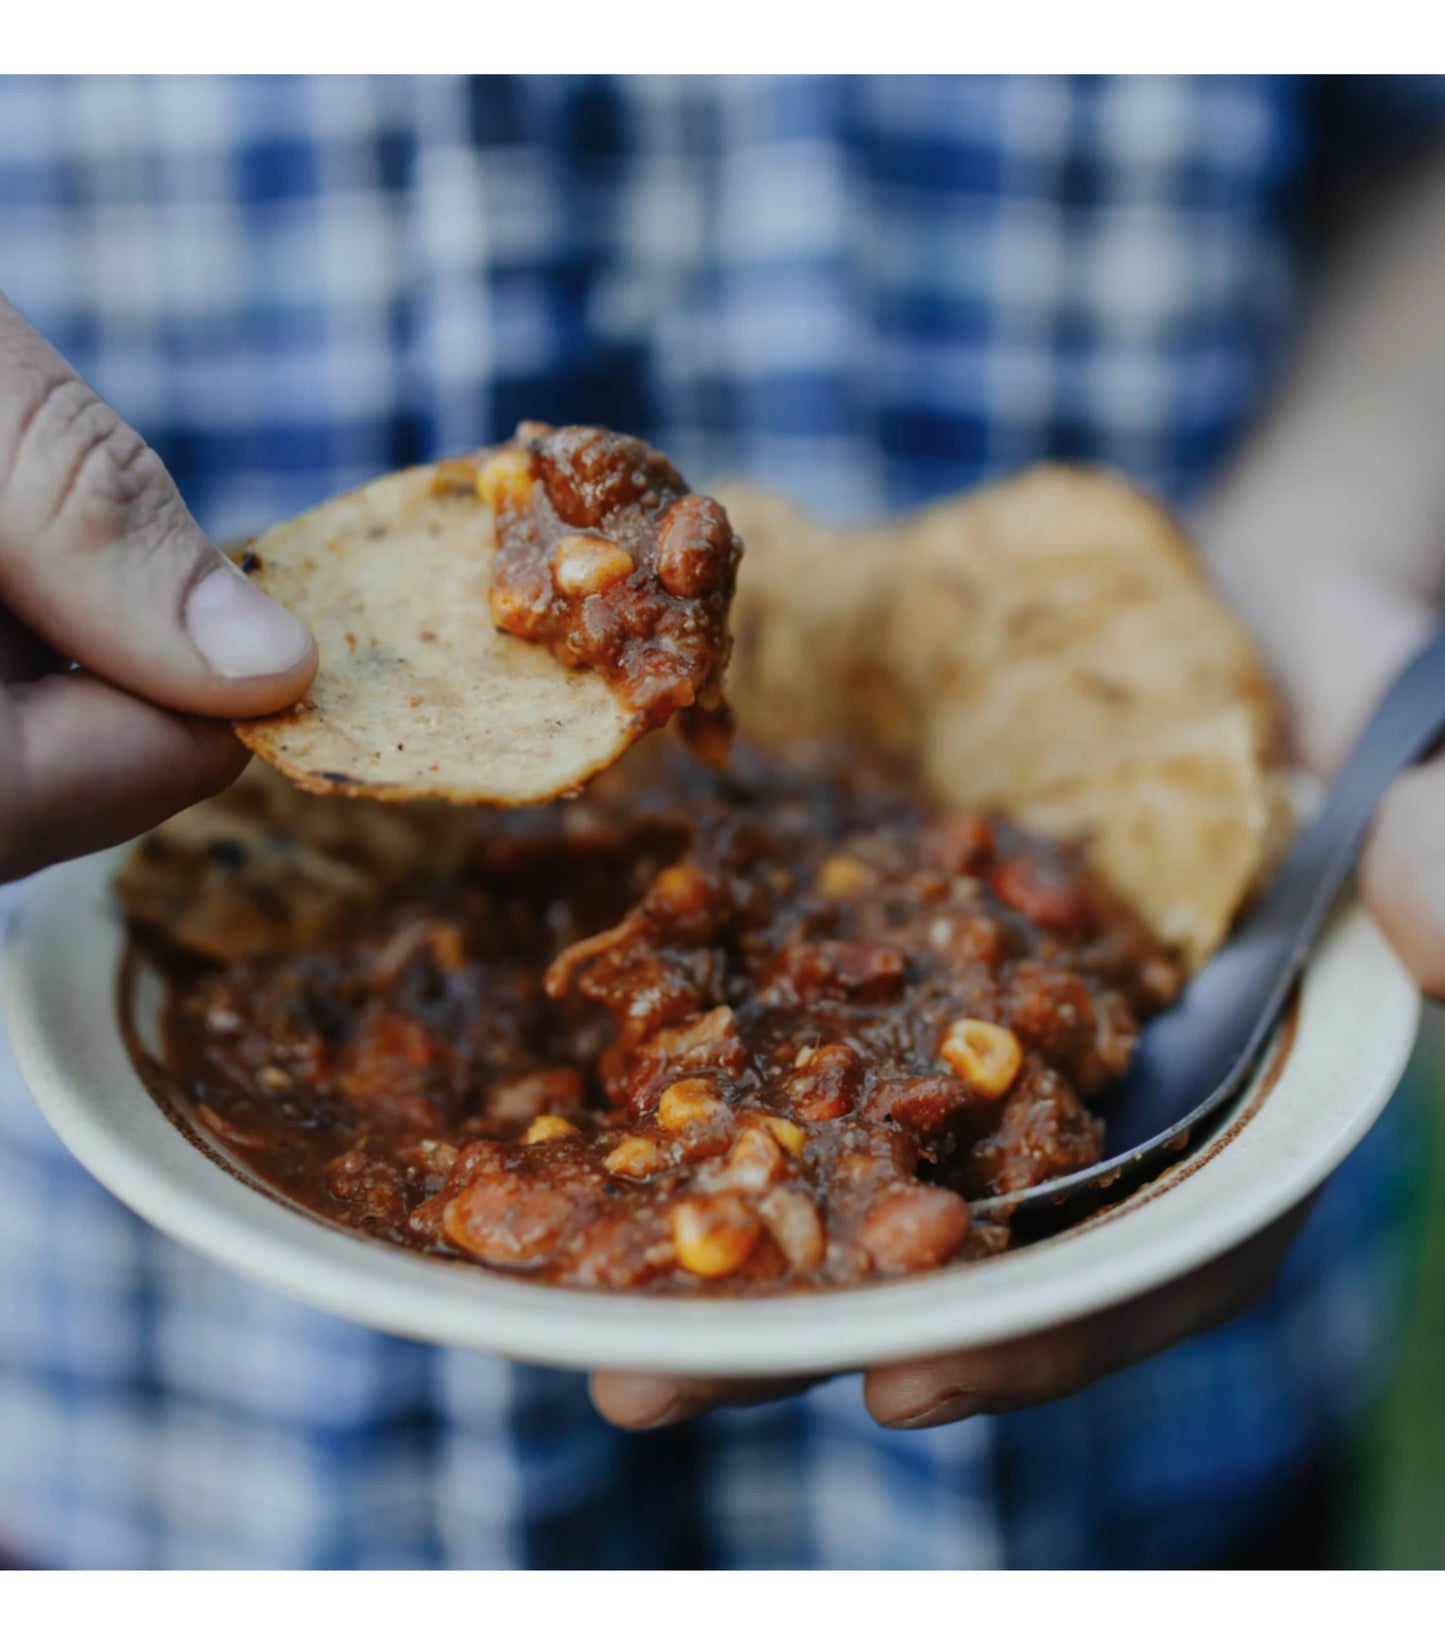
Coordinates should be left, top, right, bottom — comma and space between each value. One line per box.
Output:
10, 369, 179, 552
57, 412, 162, 532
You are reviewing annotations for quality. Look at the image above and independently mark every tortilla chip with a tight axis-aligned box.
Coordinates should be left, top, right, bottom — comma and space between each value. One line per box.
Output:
1006, 718, 1290, 966
710, 486, 893, 750
884, 469, 1280, 768
116, 760, 470, 960
160, 460, 1280, 971
233, 464, 637, 805
718, 466, 1286, 968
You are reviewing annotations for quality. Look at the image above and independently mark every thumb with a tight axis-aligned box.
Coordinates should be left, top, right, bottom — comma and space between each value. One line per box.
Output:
0, 291, 316, 718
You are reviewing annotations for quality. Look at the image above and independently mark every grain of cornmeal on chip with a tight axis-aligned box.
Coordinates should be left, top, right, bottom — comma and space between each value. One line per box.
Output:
717, 468, 1287, 969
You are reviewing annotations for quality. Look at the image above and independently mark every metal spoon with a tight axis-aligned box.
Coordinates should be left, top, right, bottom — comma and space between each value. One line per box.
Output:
975, 624, 1445, 1223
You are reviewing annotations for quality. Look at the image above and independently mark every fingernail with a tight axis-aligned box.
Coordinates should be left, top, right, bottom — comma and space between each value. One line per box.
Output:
185, 566, 312, 679
885, 1392, 990, 1430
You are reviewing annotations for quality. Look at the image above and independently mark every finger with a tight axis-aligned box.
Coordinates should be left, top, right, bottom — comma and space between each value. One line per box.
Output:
0, 292, 315, 718
864, 1202, 1312, 1430
589, 1371, 823, 1431
0, 672, 248, 882
0, 601, 61, 684
1359, 758, 1445, 997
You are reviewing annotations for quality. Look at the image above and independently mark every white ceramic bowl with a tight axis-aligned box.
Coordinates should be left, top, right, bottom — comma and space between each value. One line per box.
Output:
0, 847, 1420, 1376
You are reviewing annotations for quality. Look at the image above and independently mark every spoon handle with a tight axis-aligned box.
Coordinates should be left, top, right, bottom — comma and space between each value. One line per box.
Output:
984, 626, 1445, 1206
1098, 624, 1445, 1157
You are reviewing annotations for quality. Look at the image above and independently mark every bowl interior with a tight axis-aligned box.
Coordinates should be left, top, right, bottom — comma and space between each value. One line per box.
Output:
0, 848, 1420, 1375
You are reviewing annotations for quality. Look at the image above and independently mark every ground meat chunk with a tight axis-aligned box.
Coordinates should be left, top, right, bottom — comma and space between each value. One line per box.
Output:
152, 743, 1179, 1293
482, 423, 742, 750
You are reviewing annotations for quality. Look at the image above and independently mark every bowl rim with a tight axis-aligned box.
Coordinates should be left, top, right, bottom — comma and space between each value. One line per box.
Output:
0, 847, 1421, 1376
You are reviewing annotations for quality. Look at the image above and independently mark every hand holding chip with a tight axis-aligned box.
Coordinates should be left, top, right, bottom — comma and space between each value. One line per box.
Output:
0, 292, 316, 883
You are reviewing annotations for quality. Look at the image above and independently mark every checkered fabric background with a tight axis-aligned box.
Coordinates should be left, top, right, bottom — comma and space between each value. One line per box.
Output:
0, 75, 1439, 1568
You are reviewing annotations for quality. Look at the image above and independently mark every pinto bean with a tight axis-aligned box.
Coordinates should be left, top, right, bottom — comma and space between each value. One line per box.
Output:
783, 1041, 862, 1120
441, 1174, 575, 1268
863, 1074, 975, 1135
859, 1185, 970, 1274
780, 941, 907, 1004
989, 855, 1091, 937
655, 495, 734, 597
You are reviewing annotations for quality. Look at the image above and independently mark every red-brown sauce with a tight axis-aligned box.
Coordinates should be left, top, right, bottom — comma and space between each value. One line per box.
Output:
151, 746, 1181, 1292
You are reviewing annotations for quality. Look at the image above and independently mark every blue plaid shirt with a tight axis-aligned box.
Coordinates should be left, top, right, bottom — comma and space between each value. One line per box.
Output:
0, 75, 1438, 1569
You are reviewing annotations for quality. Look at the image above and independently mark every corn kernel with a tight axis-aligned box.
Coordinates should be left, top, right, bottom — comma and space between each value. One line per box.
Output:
428, 923, 467, 973
552, 534, 635, 597
658, 1078, 724, 1130
939, 1018, 1022, 1098
651, 862, 711, 918
476, 448, 535, 512
763, 1115, 807, 1156
670, 1195, 760, 1278
260, 1065, 290, 1090
603, 1135, 666, 1179
816, 854, 877, 898
520, 1114, 580, 1145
